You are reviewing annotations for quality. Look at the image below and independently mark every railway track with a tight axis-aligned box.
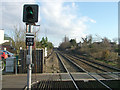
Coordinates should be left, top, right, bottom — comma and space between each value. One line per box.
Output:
31, 50, 119, 90
55, 51, 113, 90
59, 51, 120, 79
61, 51, 120, 73
56, 52, 84, 73
74, 54, 120, 72
62, 53, 107, 72
56, 52, 80, 89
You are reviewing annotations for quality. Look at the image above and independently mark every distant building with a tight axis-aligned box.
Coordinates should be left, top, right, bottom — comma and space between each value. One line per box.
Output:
0, 29, 9, 44
0, 29, 10, 50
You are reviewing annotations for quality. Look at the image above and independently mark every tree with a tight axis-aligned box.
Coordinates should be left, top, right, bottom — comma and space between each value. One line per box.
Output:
37, 37, 53, 50
12, 25, 26, 54
59, 42, 71, 50
40, 37, 48, 48
47, 42, 53, 49
63, 35, 69, 42
101, 37, 111, 50
69, 39, 77, 48
80, 35, 93, 54
59, 36, 71, 50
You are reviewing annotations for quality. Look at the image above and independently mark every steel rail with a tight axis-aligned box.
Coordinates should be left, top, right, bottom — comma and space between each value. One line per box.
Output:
55, 51, 67, 73
74, 54, 120, 72
62, 53, 107, 72
65, 53, 120, 78
58, 51, 112, 90
56, 52, 79, 90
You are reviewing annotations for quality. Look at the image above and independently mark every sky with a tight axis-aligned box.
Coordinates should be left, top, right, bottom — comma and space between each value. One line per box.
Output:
0, 0, 119, 47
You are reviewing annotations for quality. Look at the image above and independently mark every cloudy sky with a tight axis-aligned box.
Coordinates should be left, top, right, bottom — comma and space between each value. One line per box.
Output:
0, 0, 118, 47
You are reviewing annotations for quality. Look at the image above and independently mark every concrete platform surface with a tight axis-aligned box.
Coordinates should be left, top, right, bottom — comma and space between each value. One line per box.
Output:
2, 72, 120, 89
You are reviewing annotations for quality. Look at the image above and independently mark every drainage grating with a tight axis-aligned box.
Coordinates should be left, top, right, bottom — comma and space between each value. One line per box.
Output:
32, 80, 120, 89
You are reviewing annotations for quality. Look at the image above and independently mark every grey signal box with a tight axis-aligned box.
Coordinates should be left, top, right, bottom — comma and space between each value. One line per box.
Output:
23, 4, 38, 23
26, 33, 34, 46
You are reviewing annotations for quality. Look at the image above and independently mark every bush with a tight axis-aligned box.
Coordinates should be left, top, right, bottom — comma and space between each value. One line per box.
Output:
108, 52, 118, 61
90, 52, 103, 59
102, 50, 110, 60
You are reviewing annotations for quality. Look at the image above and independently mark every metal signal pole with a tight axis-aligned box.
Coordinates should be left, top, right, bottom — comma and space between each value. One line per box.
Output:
27, 24, 32, 89
23, 4, 39, 89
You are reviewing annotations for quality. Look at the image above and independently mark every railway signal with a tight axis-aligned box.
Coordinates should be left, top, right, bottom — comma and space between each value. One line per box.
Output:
23, 4, 39, 89
23, 4, 38, 23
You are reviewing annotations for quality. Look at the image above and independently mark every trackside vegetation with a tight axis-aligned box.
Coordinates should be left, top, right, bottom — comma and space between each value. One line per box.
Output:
59, 35, 118, 67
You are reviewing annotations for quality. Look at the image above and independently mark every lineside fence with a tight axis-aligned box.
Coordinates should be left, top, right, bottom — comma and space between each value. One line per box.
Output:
19, 48, 44, 73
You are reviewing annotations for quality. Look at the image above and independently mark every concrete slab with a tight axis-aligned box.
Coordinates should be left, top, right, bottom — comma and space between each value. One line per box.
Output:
2, 73, 120, 89
71, 73, 93, 80
60, 73, 71, 81
90, 73, 105, 80
2, 73, 61, 89
2, 74, 27, 89
105, 73, 120, 80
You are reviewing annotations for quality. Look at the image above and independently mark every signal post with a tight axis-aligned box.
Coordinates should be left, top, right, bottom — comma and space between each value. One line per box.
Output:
23, 4, 39, 89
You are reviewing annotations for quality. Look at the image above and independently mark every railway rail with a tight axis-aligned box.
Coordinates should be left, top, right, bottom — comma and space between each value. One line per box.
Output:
31, 50, 119, 90
56, 52, 79, 90
59, 51, 120, 79
61, 51, 120, 72
56, 51, 113, 90
74, 54, 120, 72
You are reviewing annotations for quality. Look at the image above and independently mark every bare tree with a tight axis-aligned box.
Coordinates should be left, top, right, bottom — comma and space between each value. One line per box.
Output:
63, 35, 69, 42
12, 25, 26, 54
